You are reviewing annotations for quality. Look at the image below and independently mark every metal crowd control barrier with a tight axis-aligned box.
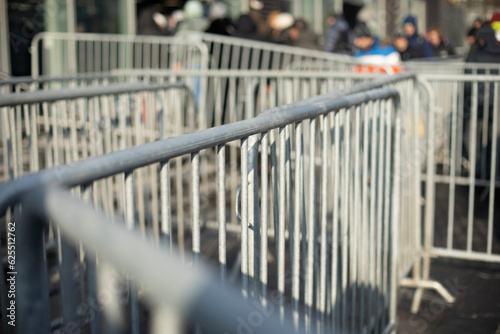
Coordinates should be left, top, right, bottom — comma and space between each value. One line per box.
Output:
1, 86, 406, 334
176, 32, 357, 72
0, 81, 195, 182
404, 61, 500, 75
0, 72, 119, 93
116, 69, 412, 125
401, 73, 500, 313
17, 188, 298, 334
30, 32, 210, 77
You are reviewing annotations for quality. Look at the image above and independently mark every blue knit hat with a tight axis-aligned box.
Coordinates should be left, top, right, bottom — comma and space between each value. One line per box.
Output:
403, 15, 417, 27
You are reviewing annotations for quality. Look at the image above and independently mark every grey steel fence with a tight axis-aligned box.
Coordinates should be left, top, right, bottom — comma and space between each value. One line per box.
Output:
0, 86, 405, 334
17, 187, 299, 334
400, 73, 500, 313
175, 32, 357, 72
30, 32, 209, 77
0, 72, 119, 93
0, 81, 195, 182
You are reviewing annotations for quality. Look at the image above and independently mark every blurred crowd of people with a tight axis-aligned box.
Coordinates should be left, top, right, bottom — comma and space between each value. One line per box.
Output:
138, 0, 500, 67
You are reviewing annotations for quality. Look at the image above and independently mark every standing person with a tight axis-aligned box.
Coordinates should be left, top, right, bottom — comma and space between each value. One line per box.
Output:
324, 12, 354, 54
353, 22, 401, 72
393, 29, 419, 61
427, 26, 455, 58
175, 0, 209, 34
286, 18, 320, 49
248, 0, 270, 37
137, 5, 169, 36
402, 15, 433, 58
205, 2, 235, 36
463, 23, 500, 177
466, 23, 500, 64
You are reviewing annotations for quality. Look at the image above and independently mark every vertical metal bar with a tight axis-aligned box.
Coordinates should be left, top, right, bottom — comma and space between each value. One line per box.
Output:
160, 160, 172, 251
260, 132, 269, 303
305, 117, 317, 333
360, 102, 370, 332
241, 137, 249, 298
82, 184, 100, 334
382, 99, 393, 330
390, 97, 402, 332
99, 262, 125, 334
368, 101, 379, 331
467, 82, 479, 252
57, 226, 79, 329
319, 113, 329, 331
248, 134, 259, 296
487, 82, 498, 254
124, 171, 139, 334
218, 145, 227, 282
447, 82, 459, 249
18, 203, 51, 334
191, 152, 201, 265
176, 157, 185, 258
341, 109, 351, 334
350, 105, 362, 332
293, 122, 302, 330
278, 126, 286, 322
331, 111, 341, 333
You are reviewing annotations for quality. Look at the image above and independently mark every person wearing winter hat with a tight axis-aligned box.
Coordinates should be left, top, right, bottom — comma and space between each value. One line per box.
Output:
175, 0, 209, 34
402, 15, 433, 58
467, 23, 500, 64
353, 22, 402, 72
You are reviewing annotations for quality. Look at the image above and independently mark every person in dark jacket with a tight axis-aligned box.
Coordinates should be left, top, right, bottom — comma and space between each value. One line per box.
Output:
402, 15, 433, 58
427, 26, 455, 58
234, 14, 266, 41
137, 5, 169, 36
205, 2, 235, 36
283, 18, 320, 49
324, 13, 354, 54
393, 29, 424, 60
463, 23, 500, 178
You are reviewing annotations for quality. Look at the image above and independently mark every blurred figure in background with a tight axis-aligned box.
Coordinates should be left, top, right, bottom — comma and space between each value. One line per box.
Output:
353, 22, 401, 72
234, 14, 266, 41
466, 18, 482, 60
466, 23, 500, 64
427, 26, 455, 58
402, 15, 433, 58
393, 29, 417, 61
324, 12, 354, 54
285, 18, 320, 49
205, 2, 235, 36
176, 0, 209, 33
137, 5, 169, 36
248, 0, 269, 37
267, 12, 295, 43
168, 10, 184, 35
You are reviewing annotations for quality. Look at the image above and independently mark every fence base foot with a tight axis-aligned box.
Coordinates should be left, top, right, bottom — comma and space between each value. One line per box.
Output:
400, 278, 456, 314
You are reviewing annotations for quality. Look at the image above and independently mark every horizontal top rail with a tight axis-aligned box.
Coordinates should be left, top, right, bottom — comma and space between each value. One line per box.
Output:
115, 68, 390, 79
0, 82, 191, 107
31, 31, 205, 45
0, 72, 118, 85
178, 31, 354, 62
419, 74, 500, 81
0, 87, 400, 214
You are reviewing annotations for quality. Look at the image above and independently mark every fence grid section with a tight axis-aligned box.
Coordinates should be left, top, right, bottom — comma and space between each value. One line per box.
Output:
1, 86, 407, 334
